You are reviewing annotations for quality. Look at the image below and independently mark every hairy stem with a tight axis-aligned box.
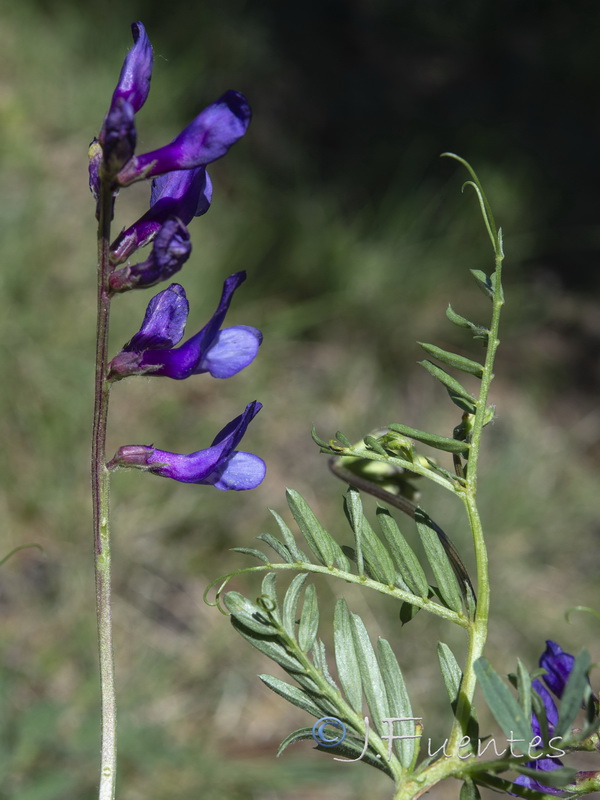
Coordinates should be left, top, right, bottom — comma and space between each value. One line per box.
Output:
92, 183, 116, 800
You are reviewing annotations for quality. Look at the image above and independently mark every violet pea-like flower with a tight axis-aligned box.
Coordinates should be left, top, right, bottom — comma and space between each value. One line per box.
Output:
109, 218, 192, 293
108, 272, 261, 380
96, 22, 153, 178
116, 90, 251, 186
107, 401, 265, 491
110, 167, 212, 265
540, 641, 576, 699
512, 641, 578, 796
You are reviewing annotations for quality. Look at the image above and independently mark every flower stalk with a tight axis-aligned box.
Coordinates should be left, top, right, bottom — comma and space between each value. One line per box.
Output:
92, 178, 117, 800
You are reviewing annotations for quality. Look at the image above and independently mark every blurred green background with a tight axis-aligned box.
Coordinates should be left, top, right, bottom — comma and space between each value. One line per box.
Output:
1, 1, 600, 798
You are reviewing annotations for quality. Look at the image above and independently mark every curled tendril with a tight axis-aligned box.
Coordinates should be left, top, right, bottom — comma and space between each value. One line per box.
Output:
441, 152, 502, 259
565, 606, 600, 624
257, 595, 277, 613
203, 565, 272, 613
0, 543, 43, 567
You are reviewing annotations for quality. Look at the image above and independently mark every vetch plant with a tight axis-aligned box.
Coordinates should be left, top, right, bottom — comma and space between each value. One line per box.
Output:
208, 156, 600, 799
89, 22, 264, 800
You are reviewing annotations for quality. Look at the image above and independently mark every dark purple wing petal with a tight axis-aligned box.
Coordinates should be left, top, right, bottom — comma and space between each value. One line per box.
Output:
111, 22, 153, 114
125, 283, 189, 351
116, 91, 251, 185
540, 641, 576, 699
110, 167, 211, 264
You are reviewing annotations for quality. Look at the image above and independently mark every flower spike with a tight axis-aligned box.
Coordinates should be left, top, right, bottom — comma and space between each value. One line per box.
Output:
107, 401, 265, 490
108, 272, 262, 380
115, 90, 251, 186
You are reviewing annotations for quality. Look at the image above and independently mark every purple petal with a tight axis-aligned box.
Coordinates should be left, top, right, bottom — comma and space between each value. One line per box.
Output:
126, 283, 189, 351
137, 271, 248, 378
513, 758, 565, 796
116, 90, 251, 185
110, 167, 211, 264
109, 219, 192, 292
197, 325, 262, 378
108, 402, 263, 489
109, 22, 153, 115
204, 451, 266, 490
531, 679, 559, 738
101, 97, 136, 174
540, 641, 576, 699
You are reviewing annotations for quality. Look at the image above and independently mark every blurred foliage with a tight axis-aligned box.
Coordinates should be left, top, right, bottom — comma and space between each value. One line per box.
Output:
1, 2, 600, 799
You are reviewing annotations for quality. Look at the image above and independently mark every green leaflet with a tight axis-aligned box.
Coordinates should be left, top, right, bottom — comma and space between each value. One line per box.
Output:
350, 613, 391, 739
230, 547, 270, 564
313, 638, 338, 690
388, 423, 470, 454
437, 642, 463, 706
260, 572, 280, 617
446, 304, 489, 343
276, 727, 395, 778
282, 573, 308, 639
344, 489, 397, 586
223, 591, 277, 636
230, 616, 303, 673
419, 360, 477, 414
515, 658, 532, 720
259, 674, 325, 719
415, 510, 464, 614
269, 508, 310, 563
257, 532, 296, 563
418, 342, 484, 378
512, 764, 576, 789
377, 638, 417, 767
286, 489, 350, 570
459, 780, 481, 800
474, 658, 533, 744
334, 598, 363, 714
554, 649, 592, 739
376, 507, 429, 597
298, 584, 319, 653
399, 601, 421, 626
470, 269, 494, 299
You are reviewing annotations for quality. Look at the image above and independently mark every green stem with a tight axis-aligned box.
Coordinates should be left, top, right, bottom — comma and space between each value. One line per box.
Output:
92, 183, 116, 800
448, 245, 504, 752
207, 563, 470, 628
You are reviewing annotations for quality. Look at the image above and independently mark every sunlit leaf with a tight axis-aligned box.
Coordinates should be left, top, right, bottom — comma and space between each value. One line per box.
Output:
334, 598, 363, 714
298, 584, 319, 653
286, 489, 350, 570
377, 638, 416, 767
282, 573, 308, 639
388, 423, 470, 454
418, 342, 484, 378
474, 658, 533, 743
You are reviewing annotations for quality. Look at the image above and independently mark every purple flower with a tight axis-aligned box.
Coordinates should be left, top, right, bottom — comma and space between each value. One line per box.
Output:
540, 641, 576, 699
513, 642, 577, 796
107, 401, 265, 490
109, 218, 192, 293
115, 90, 251, 186
108, 273, 262, 380
97, 22, 153, 177
110, 167, 212, 265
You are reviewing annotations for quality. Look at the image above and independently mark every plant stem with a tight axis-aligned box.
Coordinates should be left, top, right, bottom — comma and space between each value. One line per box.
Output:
92, 183, 117, 800
448, 246, 504, 752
